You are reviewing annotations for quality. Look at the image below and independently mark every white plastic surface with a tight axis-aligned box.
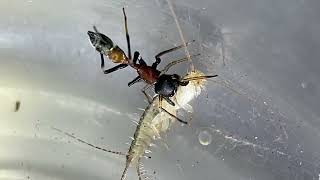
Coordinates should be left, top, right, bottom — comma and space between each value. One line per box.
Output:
0, 0, 320, 179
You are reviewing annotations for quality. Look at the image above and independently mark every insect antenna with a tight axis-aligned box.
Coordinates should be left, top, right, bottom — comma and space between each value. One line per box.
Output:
51, 127, 126, 156
208, 77, 246, 96
208, 77, 259, 105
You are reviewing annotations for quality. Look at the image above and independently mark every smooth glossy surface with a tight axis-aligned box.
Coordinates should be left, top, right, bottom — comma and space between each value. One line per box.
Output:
0, 0, 319, 179
198, 129, 212, 146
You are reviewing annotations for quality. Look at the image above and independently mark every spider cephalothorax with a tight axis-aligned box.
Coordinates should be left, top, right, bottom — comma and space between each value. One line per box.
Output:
154, 74, 189, 105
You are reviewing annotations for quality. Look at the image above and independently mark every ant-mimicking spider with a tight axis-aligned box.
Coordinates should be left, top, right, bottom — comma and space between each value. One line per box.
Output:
88, 8, 217, 107
87, 8, 192, 76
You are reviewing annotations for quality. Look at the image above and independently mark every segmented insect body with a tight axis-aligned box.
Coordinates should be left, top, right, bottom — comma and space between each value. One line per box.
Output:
121, 96, 159, 179
121, 70, 208, 179
53, 70, 209, 180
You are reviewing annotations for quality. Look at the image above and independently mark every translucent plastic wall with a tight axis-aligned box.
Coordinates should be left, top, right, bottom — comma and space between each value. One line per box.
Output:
0, 0, 319, 179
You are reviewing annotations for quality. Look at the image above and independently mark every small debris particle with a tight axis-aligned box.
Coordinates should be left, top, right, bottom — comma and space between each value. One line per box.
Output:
14, 101, 21, 112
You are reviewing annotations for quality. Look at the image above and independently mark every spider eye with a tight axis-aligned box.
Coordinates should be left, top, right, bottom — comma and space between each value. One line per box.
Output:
172, 74, 181, 80
179, 81, 189, 86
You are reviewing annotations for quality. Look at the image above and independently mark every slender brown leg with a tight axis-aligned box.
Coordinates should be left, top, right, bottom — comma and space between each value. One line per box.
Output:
152, 40, 195, 68
160, 53, 200, 75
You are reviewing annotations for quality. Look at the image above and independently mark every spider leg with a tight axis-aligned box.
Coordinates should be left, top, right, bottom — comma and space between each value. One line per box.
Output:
152, 40, 195, 69
160, 107, 188, 125
138, 58, 147, 66
128, 76, 142, 87
103, 64, 128, 74
100, 53, 105, 68
133, 51, 140, 64
163, 96, 175, 106
160, 53, 200, 75
122, 8, 131, 60
158, 95, 188, 124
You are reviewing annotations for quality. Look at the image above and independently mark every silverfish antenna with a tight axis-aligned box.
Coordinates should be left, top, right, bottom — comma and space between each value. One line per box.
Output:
51, 127, 126, 156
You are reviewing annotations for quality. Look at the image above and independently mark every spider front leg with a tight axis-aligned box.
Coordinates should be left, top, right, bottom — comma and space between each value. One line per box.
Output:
152, 40, 195, 69
160, 53, 200, 75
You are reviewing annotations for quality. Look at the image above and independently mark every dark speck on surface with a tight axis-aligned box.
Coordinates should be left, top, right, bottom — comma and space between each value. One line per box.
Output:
14, 101, 20, 112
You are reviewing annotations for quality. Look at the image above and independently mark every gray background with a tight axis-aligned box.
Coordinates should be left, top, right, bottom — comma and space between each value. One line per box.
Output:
0, 0, 319, 179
